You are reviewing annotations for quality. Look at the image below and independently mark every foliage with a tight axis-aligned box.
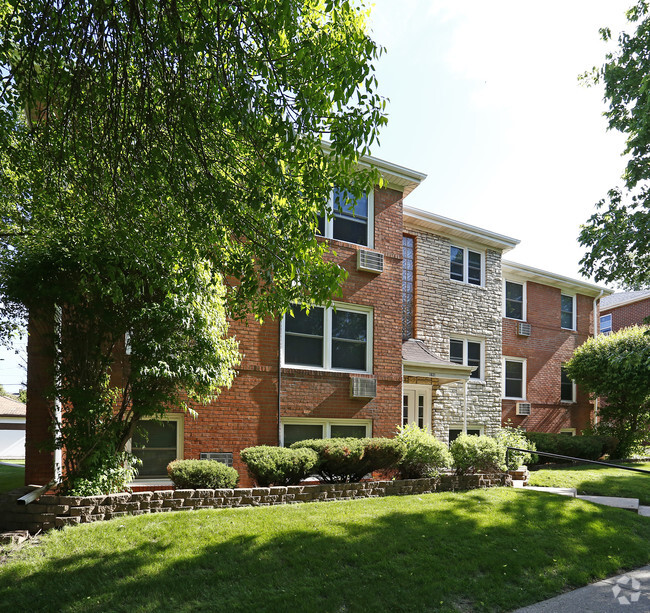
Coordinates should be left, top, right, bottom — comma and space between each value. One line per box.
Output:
450, 434, 506, 475
240, 445, 318, 487
494, 425, 537, 469
167, 459, 239, 490
290, 437, 401, 483
0, 0, 386, 492
393, 424, 451, 479
579, 1, 650, 287
524, 432, 618, 464
17, 388, 25, 403
63, 452, 139, 496
564, 325, 650, 457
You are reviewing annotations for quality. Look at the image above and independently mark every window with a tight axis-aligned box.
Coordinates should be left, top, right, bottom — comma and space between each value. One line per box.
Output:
317, 188, 373, 247
560, 428, 576, 436
449, 426, 484, 443
130, 416, 183, 478
600, 313, 612, 335
561, 294, 575, 330
561, 366, 575, 403
283, 303, 372, 373
402, 235, 415, 340
450, 245, 482, 285
504, 280, 525, 320
281, 419, 371, 447
449, 337, 483, 380
504, 358, 526, 399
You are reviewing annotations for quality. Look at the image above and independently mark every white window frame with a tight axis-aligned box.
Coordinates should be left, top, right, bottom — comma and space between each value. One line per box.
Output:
560, 365, 576, 404
503, 357, 526, 400
320, 189, 375, 249
600, 313, 612, 335
449, 336, 485, 381
560, 428, 576, 436
281, 302, 373, 374
503, 279, 527, 321
560, 293, 576, 331
449, 424, 485, 443
127, 414, 184, 478
280, 418, 372, 447
449, 244, 484, 286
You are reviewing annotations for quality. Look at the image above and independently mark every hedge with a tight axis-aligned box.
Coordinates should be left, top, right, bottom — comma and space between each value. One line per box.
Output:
524, 433, 618, 463
167, 459, 239, 489
450, 434, 506, 475
240, 446, 318, 486
394, 424, 451, 478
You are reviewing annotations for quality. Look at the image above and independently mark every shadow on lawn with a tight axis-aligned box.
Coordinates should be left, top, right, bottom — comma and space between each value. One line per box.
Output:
1, 489, 649, 613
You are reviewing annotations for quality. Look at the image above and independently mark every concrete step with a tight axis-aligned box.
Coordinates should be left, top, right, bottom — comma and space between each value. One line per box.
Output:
638, 506, 650, 517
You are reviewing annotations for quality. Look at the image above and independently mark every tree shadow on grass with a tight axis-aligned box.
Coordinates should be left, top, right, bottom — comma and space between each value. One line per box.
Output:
1, 489, 649, 613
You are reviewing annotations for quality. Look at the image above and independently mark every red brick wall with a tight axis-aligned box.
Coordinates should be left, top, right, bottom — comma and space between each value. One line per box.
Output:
602, 297, 650, 332
184, 186, 405, 485
502, 282, 594, 434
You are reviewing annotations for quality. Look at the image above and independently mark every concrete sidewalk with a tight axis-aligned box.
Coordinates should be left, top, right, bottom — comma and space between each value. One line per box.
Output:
513, 565, 650, 612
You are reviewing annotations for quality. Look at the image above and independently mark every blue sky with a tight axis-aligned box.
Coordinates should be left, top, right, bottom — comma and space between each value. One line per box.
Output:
0, 2, 634, 394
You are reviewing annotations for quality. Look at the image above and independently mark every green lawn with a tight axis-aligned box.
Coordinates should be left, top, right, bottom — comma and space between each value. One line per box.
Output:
0, 462, 24, 493
529, 462, 650, 505
2, 488, 650, 612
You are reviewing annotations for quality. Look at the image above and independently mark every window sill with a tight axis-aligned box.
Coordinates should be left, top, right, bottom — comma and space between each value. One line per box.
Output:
281, 365, 372, 377
449, 279, 485, 289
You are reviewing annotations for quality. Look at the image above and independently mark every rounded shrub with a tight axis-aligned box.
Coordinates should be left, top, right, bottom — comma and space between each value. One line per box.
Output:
394, 424, 451, 479
494, 426, 538, 470
291, 438, 365, 483
450, 434, 506, 475
240, 445, 318, 486
350, 438, 404, 481
167, 459, 239, 489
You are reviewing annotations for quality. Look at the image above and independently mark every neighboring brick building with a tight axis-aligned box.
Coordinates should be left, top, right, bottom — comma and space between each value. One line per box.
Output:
501, 261, 612, 435
599, 290, 650, 334
402, 207, 519, 442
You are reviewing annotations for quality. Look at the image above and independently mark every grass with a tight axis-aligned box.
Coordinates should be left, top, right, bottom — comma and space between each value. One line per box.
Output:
2, 488, 650, 612
0, 462, 24, 494
529, 461, 650, 505
0, 459, 25, 465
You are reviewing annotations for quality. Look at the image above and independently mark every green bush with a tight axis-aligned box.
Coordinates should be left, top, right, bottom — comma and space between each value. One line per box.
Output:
167, 459, 239, 489
291, 437, 403, 483
64, 452, 139, 496
394, 424, 451, 478
240, 446, 318, 486
524, 433, 618, 463
450, 434, 506, 475
494, 426, 538, 470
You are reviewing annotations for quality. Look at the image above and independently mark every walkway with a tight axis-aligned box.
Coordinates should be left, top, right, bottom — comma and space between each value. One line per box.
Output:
512, 482, 650, 611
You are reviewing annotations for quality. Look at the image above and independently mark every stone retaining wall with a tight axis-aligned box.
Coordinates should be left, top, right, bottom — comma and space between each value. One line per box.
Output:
0, 472, 511, 533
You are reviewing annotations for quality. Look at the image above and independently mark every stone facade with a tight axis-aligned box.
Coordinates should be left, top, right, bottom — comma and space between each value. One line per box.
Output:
0, 473, 512, 534
406, 227, 505, 442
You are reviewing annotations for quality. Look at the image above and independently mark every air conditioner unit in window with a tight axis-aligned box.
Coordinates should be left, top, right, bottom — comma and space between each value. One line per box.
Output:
357, 249, 384, 274
516, 402, 532, 416
350, 377, 377, 399
517, 322, 532, 336
200, 452, 233, 467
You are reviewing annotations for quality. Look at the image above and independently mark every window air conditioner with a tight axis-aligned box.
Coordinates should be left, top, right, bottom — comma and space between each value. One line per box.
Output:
350, 377, 377, 399
517, 322, 532, 336
516, 402, 532, 416
357, 249, 384, 274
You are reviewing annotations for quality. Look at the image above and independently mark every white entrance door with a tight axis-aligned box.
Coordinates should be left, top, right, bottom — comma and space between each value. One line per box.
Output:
402, 385, 432, 430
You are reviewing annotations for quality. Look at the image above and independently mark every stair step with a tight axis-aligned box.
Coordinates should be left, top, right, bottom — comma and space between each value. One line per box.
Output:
576, 495, 639, 511
525, 486, 576, 497
637, 505, 650, 516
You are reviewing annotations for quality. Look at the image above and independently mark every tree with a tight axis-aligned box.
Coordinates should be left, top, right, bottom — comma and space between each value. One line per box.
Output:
579, 1, 650, 288
564, 326, 650, 457
0, 0, 387, 492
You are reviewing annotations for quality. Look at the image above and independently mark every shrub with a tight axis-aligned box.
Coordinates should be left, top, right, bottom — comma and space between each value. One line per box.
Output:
494, 425, 537, 470
524, 432, 618, 463
167, 459, 239, 489
64, 452, 139, 496
291, 437, 403, 483
240, 446, 318, 486
394, 424, 451, 478
450, 434, 506, 475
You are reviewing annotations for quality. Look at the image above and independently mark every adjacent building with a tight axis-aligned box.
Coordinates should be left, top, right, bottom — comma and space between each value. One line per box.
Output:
599, 290, 650, 335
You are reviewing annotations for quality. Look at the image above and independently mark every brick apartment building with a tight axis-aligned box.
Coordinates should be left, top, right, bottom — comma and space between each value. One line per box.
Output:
23, 152, 613, 487
599, 290, 650, 334
501, 262, 612, 435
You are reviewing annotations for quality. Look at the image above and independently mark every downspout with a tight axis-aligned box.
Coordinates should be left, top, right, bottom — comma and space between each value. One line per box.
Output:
278, 321, 282, 446
463, 379, 468, 434
53, 304, 63, 484
592, 290, 604, 426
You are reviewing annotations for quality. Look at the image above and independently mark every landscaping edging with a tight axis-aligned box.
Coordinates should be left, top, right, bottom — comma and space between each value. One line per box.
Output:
0, 472, 511, 533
